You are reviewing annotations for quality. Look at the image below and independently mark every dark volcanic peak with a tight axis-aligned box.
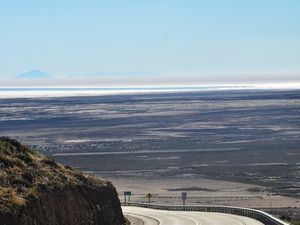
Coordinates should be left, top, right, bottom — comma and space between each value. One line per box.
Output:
0, 137, 125, 225
14, 70, 53, 79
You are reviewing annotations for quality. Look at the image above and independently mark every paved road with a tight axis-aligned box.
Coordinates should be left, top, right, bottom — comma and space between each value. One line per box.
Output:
122, 206, 265, 225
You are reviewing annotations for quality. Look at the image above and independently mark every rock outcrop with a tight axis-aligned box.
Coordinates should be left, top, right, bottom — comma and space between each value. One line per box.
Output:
0, 137, 126, 225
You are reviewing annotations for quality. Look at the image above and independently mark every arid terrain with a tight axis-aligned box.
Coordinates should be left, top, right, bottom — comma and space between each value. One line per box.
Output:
1, 90, 299, 219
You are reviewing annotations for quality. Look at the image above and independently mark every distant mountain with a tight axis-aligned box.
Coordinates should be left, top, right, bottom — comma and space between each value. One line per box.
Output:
14, 70, 53, 79
86, 71, 160, 77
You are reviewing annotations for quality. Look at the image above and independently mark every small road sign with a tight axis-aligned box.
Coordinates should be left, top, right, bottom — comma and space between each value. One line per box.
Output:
124, 191, 132, 196
181, 192, 187, 205
124, 191, 132, 205
147, 193, 153, 204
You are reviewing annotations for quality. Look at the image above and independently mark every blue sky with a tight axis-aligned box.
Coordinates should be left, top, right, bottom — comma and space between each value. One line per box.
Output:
0, 0, 300, 83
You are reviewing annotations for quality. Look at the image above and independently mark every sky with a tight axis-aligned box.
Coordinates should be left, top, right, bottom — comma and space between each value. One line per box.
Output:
0, 0, 300, 85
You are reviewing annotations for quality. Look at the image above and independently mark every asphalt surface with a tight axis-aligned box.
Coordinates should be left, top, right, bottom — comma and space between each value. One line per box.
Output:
122, 206, 265, 225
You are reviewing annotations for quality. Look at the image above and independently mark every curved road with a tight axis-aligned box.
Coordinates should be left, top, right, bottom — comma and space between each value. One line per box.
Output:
122, 206, 264, 225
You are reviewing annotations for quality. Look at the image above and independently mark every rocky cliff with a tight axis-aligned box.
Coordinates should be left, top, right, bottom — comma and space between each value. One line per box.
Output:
0, 137, 126, 225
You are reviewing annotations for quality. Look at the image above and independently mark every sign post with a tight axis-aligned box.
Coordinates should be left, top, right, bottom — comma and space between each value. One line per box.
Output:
146, 193, 153, 204
181, 192, 187, 206
124, 191, 132, 205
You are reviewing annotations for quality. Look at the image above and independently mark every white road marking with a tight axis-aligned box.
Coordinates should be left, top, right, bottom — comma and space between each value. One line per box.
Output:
125, 212, 160, 225
122, 206, 265, 225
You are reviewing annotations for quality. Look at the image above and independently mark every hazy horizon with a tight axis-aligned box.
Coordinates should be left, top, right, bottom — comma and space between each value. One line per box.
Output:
1, 74, 300, 89
1, 0, 300, 86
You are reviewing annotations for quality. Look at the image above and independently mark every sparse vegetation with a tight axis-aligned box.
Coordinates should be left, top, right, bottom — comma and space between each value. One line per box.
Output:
27, 186, 39, 198
279, 215, 300, 225
0, 187, 6, 198
7, 190, 26, 207
0, 137, 125, 225
41, 157, 58, 167
0, 136, 107, 212
289, 221, 300, 225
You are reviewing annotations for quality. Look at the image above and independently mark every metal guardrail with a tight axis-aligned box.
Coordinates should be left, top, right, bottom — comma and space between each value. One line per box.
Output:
122, 202, 289, 225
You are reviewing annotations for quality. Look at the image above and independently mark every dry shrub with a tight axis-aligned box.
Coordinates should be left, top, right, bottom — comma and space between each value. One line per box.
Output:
8, 190, 26, 207
27, 187, 39, 198
0, 188, 5, 199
